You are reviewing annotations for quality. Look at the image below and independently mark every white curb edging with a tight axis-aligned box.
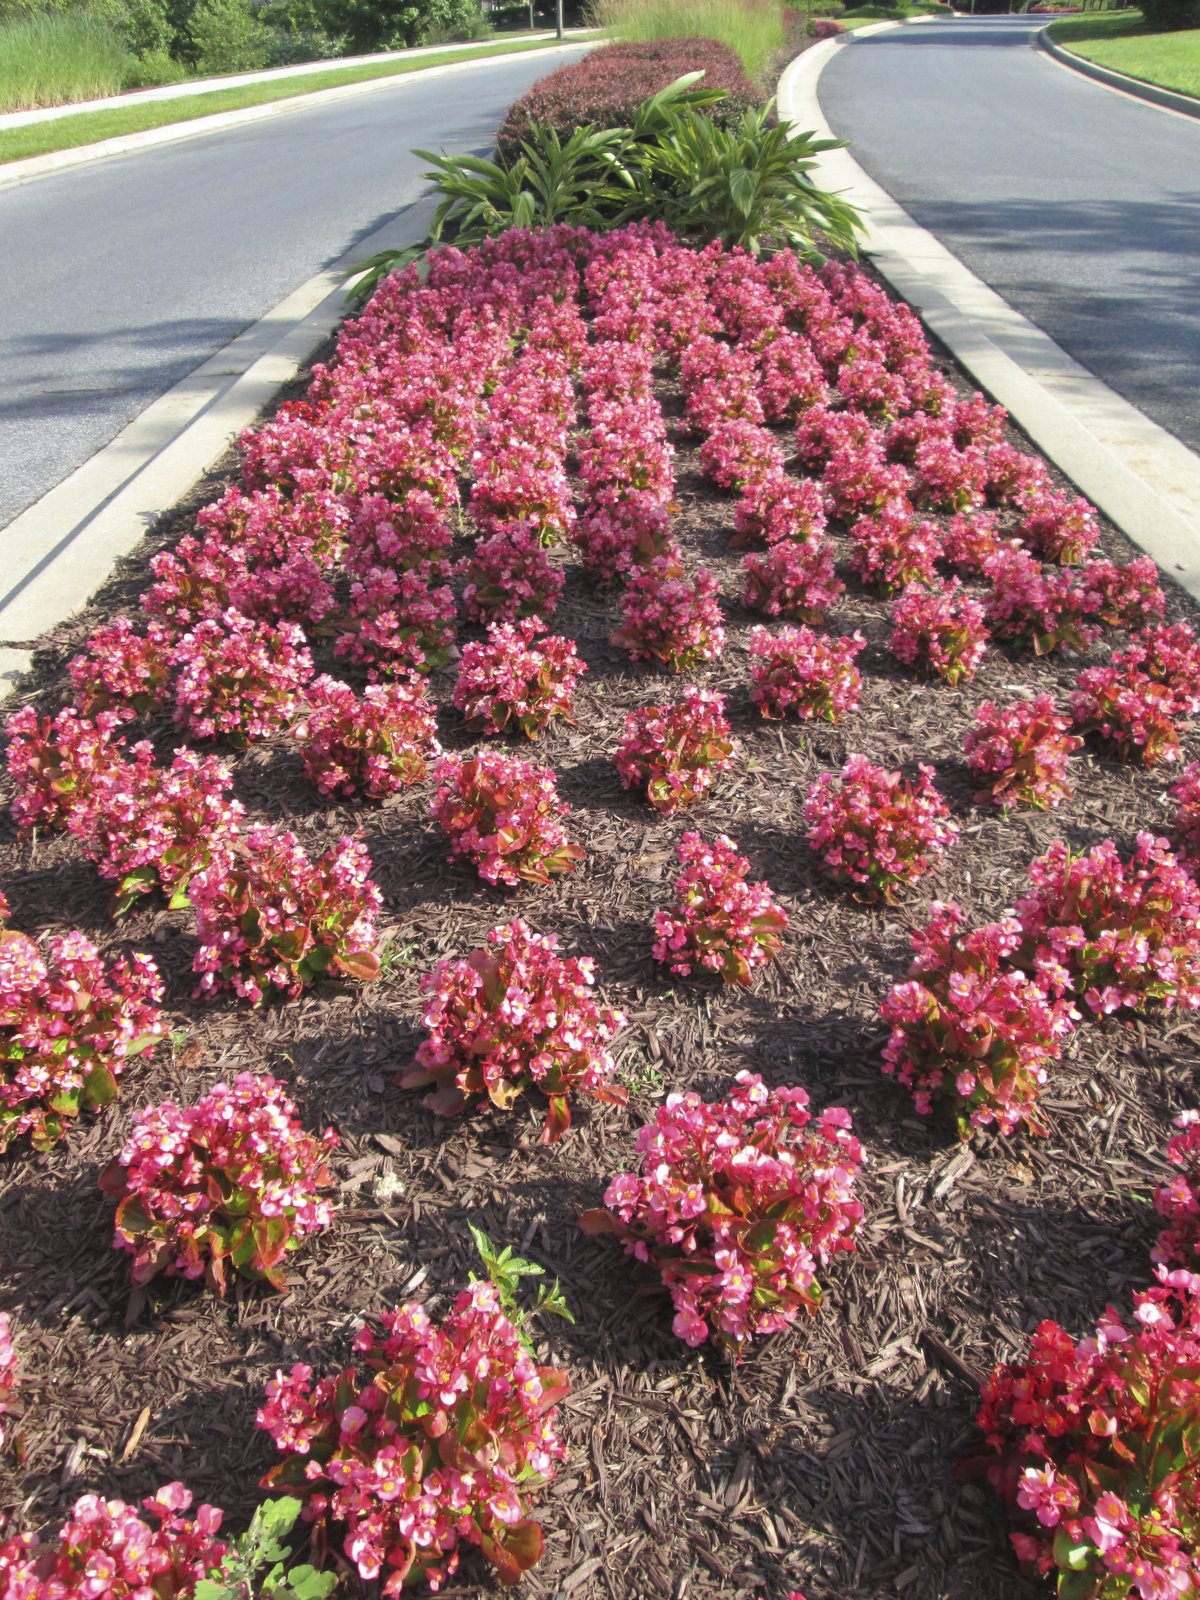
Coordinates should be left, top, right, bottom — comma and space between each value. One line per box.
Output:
779, 36, 1200, 603
0, 39, 591, 192
0, 195, 435, 700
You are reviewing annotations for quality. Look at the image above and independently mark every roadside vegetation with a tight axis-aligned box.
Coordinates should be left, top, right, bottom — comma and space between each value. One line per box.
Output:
1047, 8, 1200, 97
0, 0, 579, 113
0, 35, 578, 162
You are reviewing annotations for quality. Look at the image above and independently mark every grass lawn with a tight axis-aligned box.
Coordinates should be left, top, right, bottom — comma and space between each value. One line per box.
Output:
1047, 9, 1200, 99
0, 36, 595, 167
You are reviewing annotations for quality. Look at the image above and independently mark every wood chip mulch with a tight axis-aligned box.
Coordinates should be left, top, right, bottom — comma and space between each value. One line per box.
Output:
1, 305, 1198, 1600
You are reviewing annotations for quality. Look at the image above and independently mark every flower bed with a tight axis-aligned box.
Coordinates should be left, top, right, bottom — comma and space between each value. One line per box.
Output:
0, 220, 1197, 1600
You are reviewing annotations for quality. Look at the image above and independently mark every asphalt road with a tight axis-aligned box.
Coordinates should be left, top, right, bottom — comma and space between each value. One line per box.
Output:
819, 16, 1200, 454
0, 47, 588, 531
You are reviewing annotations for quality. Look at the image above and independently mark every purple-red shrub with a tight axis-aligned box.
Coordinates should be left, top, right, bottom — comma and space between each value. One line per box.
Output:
804, 755, 958, 903
335, 561, 458, 678
0, 1313, 14, 1454
881, 903, 1075, 1138
0, 1484, 225, 1599
748, 624, 864, 723
581, 1072, 863, 1351
971, 1277, 1200, 1600
401, 918, 626, 1140
653, 832, 788, 986
1014, 834, 1200, 1017
101, 1073, 337, 1294
732, 469, 826, 548
190, 829, 381, 1003
258, 1285, 568, 1591
429, 752, 583, 889
848, 505, 941, 595
452, 618, 585, 739
615, 686, 733, 815
295, 674, 441, 800
0, 927, 165, 1152
963, 694, 1082, 810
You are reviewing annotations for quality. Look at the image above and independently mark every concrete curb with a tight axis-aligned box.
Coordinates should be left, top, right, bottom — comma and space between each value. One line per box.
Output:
1037, 25, 1200, 122
0, 32, 589, 131
0, 193, 435, 701
0, 39, 591, 193
779, 36, 1200, 604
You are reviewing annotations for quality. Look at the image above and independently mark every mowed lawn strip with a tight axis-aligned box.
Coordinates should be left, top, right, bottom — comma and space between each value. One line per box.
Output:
1047, 10, 1200, 100
0, 36, 596, 166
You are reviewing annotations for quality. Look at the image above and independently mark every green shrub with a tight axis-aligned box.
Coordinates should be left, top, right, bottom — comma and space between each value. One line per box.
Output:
0, 10, 130, 110
121, 43, 189, 82
589, 0, 786, 78
188, 0, 270, 71
1139, 0, 1199, 28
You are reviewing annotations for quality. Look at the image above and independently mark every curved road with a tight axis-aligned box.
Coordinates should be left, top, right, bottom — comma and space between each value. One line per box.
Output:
819, 16, 1200, 454
0, 47, 588, 531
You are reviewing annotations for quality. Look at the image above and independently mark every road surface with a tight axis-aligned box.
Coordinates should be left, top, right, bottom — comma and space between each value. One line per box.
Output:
0, 47, 588, 531
819, 16, 1200, 454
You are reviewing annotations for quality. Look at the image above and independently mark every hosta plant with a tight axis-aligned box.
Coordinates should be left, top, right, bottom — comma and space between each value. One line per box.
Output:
101, 1073, 337, 1295
581, 1072, 863, 1351
612, 549, 725, 672
294, 675, 442, 800
1014, 834, 1200, 1017
401, 918, 626, 1141
69, 745, 244, 915
963, 695, 1083, 811
0, 1484, 225, 1599
0, 928, 165, 1152
452, 618, 585, 739
429, 753, 583, 889
5, 705, 129, 832
190, 830, 382, 1003
172, 609, 313, 745
881, 903, 1076, 1139
1154, 1110, 1200, 1272
890, 579, 989, 686
748, 624, 864, 723
969, 1276, 1200, 1600
258, 1284, 568, 1591
615, 687, 734, 815
653, 832, 788, 987
803, 754, 958, 904
1071, 661, 1183, 767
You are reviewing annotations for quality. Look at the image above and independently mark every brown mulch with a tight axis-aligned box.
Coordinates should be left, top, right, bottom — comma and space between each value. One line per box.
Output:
1, 300, 1199, 1600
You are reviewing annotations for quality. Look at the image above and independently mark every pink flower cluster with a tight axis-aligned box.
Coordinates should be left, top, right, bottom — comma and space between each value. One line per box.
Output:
742, 538, 844, 624
402, 918, 626, 1140
68, 744, 244, 915
881, 903, 1076, 1138
5, 706, 128, 832
748, 624, 864, 723
974, 1275, 1200, 1600
890, 578, 989, 685
848, 506, 941, 596
66, 616, 175, 718
0, 926, 165, 1151
0, 1484, 225, 1600
1153, 1111, 1200, 1271
336, 561, 457, 676
612, 549, 725, 672
429, 752, 583, 889
190, 829, 381, 1002
614, 686, 734, 814
1171, 762, 1200, 866
963, 694, 1082, 810
1015, 486, 1099, 565
581, 1072, 863, 1351
460, 524, 563, 626
171, 607, 313, 744
257, 1284, 567, 1592
803, 755, 958, 903
653, 832, 788, 987
1071, 659, 1183, 767
101, 1072, 337, 1294
1014, 834, 1200, 1016
0, 1313, 15, 1455
452, 618, 585, 739
295, 674, 442, 799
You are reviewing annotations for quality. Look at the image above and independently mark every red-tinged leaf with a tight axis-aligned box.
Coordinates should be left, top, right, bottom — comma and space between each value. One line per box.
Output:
114, 1192, 155, 1237
541, 1095, 571, 1143
253, 1213, 292, 1269
578, 1207, 616, 1237
535, 1368, 570, 1411
397, 1065, 433, 1090
98, 1157, 130, 1198
486, 1076, 523, 1111
591, 1081, 629, 1107
425, 1086, 469, 1118
334, 947, 381, 983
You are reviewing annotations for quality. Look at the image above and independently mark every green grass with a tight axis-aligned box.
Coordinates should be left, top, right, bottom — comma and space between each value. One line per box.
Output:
0, 12, 130, 112
1047, 10, 1200, 98
0, 35, 591, 166
590, 0, 786, 78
